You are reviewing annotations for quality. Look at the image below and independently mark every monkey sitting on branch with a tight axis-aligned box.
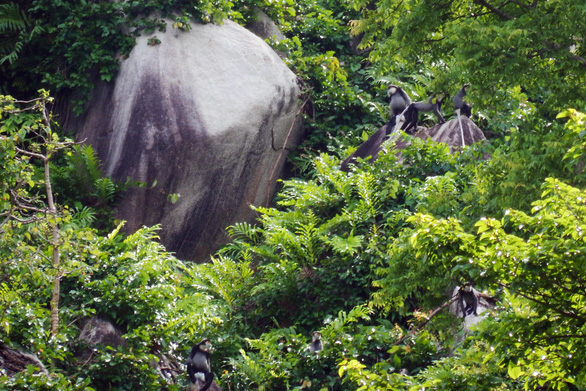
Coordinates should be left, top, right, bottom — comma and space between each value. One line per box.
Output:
457, 283, 479, 317
308, 331, 323, 356
391, 284, 497, 346
450, 283, 497, 319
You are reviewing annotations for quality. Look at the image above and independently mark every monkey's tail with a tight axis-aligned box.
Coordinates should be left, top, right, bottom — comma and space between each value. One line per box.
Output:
456, 109, 465, 146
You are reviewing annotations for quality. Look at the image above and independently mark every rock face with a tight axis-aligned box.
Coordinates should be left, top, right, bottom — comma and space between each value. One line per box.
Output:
412, 116, 486, 149
78, 317, 126, 348
187, 380, 222, 391
246, 7, 286, 41
67, 20, 303, 261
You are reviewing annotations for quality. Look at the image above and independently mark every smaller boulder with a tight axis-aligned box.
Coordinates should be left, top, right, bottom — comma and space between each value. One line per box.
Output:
187, 379, 222, 390
246, 7, 285, 42
0, 344, 47, 377
419, 116, 485, 149
79, 317, 126, 348
340, 116, 486, 171
76, 317, 126, 362
340, 124, 391, 171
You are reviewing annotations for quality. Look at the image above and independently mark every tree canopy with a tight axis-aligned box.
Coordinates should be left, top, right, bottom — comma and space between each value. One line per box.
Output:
351, 0, 586, 115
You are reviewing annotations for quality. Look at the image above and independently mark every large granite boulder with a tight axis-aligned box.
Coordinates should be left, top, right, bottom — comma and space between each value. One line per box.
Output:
66, 20, 303, 261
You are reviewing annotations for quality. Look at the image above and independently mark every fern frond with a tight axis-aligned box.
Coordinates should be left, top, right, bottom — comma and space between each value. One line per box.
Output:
228, 349, 264, 386
28, 23, 44, 38
323, 304, 373, 335
70, 145, 103, 188
0, 3, 27, 33
227, 222, 259, 242
327, 233, 363, 255
355, 170, 380, 217
71, 205, 96, 228
0, 3, 29, 64
92, 177, 117, 202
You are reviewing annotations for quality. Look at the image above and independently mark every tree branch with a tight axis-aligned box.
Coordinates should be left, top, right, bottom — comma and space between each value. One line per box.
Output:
508, 0, 538, 9
472, 0, 586, 68
473, 0, 514, 20
393, 296, 459, 346
536, 334, 586, 341
543, 40, 586, 68
14, 145, 47, 162
499, 282, 586, 323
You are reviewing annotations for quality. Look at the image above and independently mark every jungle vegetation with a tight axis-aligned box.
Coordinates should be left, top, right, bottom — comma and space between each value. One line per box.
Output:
1, 0, 585, 389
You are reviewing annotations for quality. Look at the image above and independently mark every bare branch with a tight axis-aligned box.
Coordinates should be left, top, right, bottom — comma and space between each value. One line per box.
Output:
8, 215, 41, 224
499, 282, 586, 323
508, 0, 538, 9
14, 145, 47, 162
544, 40, 586, 67
473, 0, 514, 20
12, 97, 45, 105
393, 296, 459, 346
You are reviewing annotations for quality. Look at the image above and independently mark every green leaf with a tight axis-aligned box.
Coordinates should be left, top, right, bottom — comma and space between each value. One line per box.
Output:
507, 361, 523, 379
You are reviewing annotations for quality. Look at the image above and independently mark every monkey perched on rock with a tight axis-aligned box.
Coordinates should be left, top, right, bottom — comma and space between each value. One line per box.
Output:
401, 94, 446, 134
452, 83, 472, 146
388, 85, 411, 116
387, 85, 412, 132
453, 83, 472, 117
388, 86, 447, 134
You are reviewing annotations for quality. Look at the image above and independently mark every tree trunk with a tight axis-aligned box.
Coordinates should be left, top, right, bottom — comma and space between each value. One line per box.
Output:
43, 156, 61, 337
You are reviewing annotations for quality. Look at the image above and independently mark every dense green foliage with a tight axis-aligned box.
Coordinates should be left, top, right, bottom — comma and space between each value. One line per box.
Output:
349, 0, 586, 122
1, 0, 586, 390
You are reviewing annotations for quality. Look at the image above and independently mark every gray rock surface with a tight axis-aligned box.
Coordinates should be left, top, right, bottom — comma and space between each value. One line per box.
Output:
414, 115, 486, 149
67, 20, 303, 261
79, 317, 126, 348
246, 7, 285, 41
0, 345, 47, 377
187, 380, 222, 391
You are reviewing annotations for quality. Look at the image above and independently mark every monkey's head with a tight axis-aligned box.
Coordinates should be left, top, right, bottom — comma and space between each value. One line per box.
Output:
197, 338, 212, 352
388, 85, 398, 96
461, 83, 470, 91
461, 282, 474, 292
312, 331, 322, 342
